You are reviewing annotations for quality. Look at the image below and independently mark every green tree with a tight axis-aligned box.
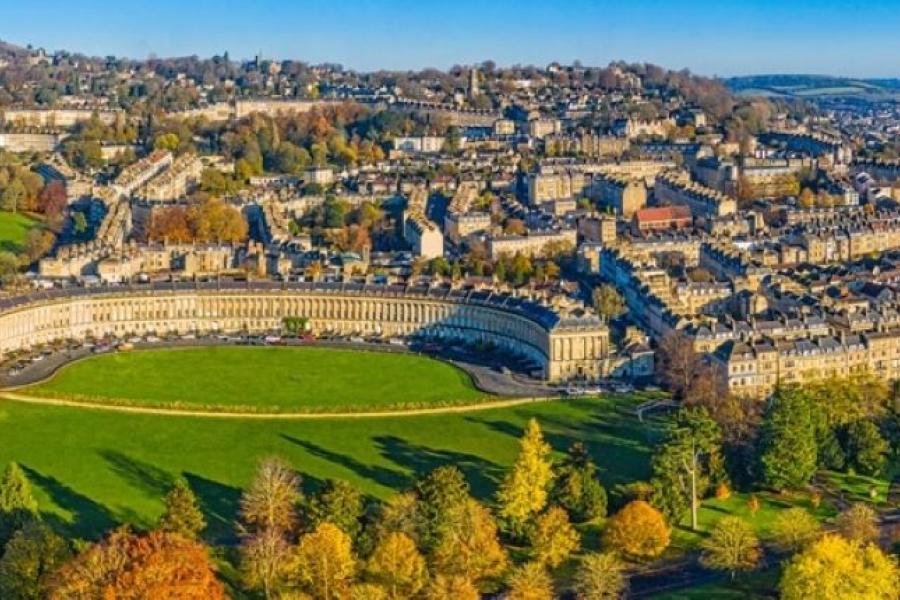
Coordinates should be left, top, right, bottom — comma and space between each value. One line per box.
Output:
0, 462, 39, 548
650, 407, 722, 529
0, 521, 71, 600
700, 516, 761, 579
772, 507, 821, 552
759, 388, 818, 490
158, 479, 206, 539
844, 420, 889, 476
0, 252, 18, 286
497, 419, 554, 535
551, 442, 607, 522
592, 284, 626, 320
306, 479, 364, 541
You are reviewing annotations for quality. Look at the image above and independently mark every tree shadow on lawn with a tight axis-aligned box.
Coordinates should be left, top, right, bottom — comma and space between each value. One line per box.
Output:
372, 435, 504, 498
465, 410, 657, 488
280, 435, 409, 491
21, 465, 118, 541
183, 472, 243, 545
99, 450, 176, 497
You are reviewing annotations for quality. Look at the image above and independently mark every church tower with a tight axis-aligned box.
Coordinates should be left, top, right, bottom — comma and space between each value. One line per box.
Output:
468, 67, 480, 99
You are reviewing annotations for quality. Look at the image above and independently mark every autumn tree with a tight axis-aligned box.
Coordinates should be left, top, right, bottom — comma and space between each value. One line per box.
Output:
364, 532, 428, 599
836, 503, 879, 545
0, 521, 71, 600
432, 498, 507, 586
158, 479, 205, 540
655, 331, 700, 399
772, 507, 821, 552
239, 456, 303, 535
603, 500, 670, 559
48, 528, 226, 600
529, 506, 580, 568
700, 516, 761, 579
572, 552, 627, 600
551, 442, 607, 522
287, 522, 356, 600
306, 479, 364, 541
239, 457, 303, 598
423, 574, 479, 600
413, 466, 470, 552
780, 534, 899, 600
505, 561, 554, 600
497, 418, 554, 535
0, 462, 39, 548
186, 196, 248, 243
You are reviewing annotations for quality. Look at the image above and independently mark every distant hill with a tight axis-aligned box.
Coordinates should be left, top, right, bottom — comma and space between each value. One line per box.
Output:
725, 74, 900, 98
0, 39, 29, 58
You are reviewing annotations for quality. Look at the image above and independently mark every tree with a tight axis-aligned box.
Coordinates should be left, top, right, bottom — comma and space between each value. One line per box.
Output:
592, 284, 626, 320
0, 462, 39, 548
655, 331, 700, 399
0, 521, 70, 600
287, 523, 356, 600
187, 196, 248, 243
37, 181, 67, 220
836, 503, 879, 545
780, 534, 899, 600
48, 528, 226, 600
0, 252, 18, 286
551, 442, 607, 522
240, 526, 291, 599
603, 500, 670, 559
1, 179, 25, 212
239, 456, 302, 535
413, 466, 470, 552
158, 479, 205, 539
844, 420, 889, 476
364, 532, 428, 600
772, 507, 821, 552
759, 387, 818, 490
699, 517, 761, 579
529, 506, 580, 568
798, 187, 815, 209
505, 561, 553, 600
572, 552, 627, 600
423, 574, 479, 600
497, 418, 554, 534
350, 583, 389, 600
432, 498, 507, 585
306, 479, 364, 541
650, 407, 723, 529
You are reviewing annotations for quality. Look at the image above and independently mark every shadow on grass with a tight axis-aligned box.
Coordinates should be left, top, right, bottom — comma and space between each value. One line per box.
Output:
373, 435, 503, 498
183, 472, 243, 545
280, 435, 409, 490
22, 465, 118, 541
99, 450, 176, 496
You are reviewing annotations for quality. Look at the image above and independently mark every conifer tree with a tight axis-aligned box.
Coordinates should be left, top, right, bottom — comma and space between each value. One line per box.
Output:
0, 462, 39, 548
158, 479, 206, 540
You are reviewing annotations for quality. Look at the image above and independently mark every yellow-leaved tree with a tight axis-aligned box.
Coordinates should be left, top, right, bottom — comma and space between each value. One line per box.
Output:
432, 498, 507, 585
603, 500, 670, 559
780, 534, 899, 600
364, 531, 428, 599
287, 523, 356, 600
529, 506, 581, 568
505, 561, 554, 600
423, 574, 480, 600
497, 419, 554, 534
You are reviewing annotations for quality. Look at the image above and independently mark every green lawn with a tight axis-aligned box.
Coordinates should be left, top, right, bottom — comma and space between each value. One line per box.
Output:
0, 210, 39, 252
25, 346, 489, 412
0, 394, 661, 542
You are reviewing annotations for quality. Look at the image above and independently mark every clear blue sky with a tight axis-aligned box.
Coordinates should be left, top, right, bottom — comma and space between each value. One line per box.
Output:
2, 0, 899, 77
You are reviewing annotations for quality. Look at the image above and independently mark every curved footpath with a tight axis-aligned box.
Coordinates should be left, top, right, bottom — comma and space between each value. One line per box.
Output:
0, 390, 558, 420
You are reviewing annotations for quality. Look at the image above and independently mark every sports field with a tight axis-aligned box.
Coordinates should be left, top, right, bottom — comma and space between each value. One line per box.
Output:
0, 210, 39, 252
24, 346, 488, 412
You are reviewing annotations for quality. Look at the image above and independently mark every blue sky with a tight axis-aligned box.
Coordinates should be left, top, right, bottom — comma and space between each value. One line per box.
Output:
2, 0, 899, 77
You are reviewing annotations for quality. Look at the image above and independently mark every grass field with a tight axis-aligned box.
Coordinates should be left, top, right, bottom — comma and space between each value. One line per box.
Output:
0, 210, 39, 252
0, 394, 662, 542
24, 346, 488, 412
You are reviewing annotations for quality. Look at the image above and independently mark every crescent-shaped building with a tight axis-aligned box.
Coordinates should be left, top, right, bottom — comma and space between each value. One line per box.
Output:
0, 281, 610, 382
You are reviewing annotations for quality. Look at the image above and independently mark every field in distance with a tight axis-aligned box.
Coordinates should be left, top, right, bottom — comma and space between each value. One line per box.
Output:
22, 346, 489, 412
